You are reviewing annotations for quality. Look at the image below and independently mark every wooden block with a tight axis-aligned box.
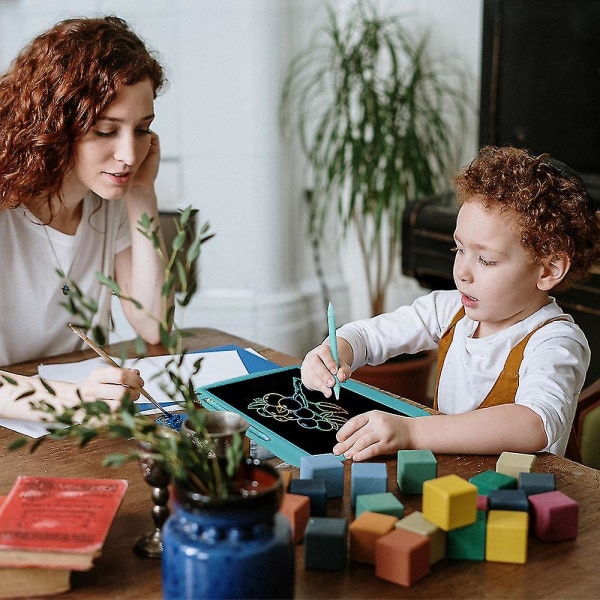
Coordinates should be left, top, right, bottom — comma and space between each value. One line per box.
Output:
279, 492, 311, 544
355, 492, 404, 519
528, 490, 579, 542
396, 449, 437, 494
518, 472, 556, 496
447, 510, 487, 561
351, 463, 387, 507
375, 528, 430, 587
278, 469, 293, 491
300, 453, 344, 498
422, 474, 478, 531
395, 510, 446, 565
486, 510, 529, 564
349, 511, 398, 565
477, 495, 489, 512
496, 452, 536, 479
469, 470, 517, 495
488, 489, 529, 512
304, 517, 348, 570
289, 478, 328, 516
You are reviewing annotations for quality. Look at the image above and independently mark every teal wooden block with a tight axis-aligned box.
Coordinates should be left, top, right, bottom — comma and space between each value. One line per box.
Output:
300, 453, 344, 498
469, 470, 517, 496
355, 492, 405, 518
304, 517, 348, 570
289, 478, 328, 516
488, 489, 529, 512
446, 510, 487, 561
351, 463, 387, 507
518, 472, 556, 496
396, 449, 437, 494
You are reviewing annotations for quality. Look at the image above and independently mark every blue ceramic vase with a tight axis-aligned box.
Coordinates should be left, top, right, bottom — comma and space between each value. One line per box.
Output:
161, 458, 294, 599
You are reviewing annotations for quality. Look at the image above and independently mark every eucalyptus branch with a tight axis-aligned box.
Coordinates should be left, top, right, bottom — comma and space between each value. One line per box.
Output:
5, 207, 248, 498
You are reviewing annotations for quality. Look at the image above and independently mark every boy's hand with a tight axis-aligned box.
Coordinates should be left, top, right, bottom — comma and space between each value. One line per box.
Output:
300, 341, 351, 398
333, 410, 411, 460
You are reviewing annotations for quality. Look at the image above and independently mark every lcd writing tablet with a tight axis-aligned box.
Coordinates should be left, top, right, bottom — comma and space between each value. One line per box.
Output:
196, 365, 429, 466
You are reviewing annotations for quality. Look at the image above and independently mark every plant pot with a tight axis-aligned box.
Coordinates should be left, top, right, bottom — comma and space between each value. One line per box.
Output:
353, 350, 436, 406
161, 458, 295, 599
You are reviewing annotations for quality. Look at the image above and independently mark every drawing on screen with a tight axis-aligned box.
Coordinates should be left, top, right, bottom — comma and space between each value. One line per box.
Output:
247, 376, 348, 431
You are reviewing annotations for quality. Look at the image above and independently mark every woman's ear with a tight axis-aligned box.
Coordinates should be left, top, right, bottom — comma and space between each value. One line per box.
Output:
537, 254, 571, 291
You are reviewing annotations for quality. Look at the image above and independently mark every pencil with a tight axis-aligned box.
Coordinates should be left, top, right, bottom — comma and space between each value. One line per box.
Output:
327, 302, 341, 400
68, 324, 171, 417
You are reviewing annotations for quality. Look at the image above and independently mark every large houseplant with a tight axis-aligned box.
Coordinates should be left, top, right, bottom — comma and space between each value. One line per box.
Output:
4, 208, 294, 598
280, 1, 469, 401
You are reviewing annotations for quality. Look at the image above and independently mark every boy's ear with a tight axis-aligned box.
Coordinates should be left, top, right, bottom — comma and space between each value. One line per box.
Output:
537, 254, 571, 291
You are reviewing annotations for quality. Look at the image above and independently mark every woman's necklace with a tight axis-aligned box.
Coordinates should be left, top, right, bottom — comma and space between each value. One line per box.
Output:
43, 226, 75, 295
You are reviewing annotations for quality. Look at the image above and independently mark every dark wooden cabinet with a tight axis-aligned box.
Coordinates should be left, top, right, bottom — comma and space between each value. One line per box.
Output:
402, 0, 600, 386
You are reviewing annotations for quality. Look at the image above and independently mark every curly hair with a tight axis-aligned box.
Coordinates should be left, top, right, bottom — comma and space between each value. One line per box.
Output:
0, 16, 165, 210
454, 146, 600, 289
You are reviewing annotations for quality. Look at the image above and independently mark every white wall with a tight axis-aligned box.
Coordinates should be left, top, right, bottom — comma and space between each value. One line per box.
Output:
0, 0, 482, 357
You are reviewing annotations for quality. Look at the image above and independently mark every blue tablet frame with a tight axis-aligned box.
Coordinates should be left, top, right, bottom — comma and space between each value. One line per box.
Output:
196, 365, 429, 467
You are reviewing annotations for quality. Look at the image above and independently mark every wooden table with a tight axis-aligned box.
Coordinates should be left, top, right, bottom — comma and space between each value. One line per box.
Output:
2, 328, 599, 599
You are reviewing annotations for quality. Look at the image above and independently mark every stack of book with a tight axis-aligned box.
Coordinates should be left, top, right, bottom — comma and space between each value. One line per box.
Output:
0, 476, 128, 598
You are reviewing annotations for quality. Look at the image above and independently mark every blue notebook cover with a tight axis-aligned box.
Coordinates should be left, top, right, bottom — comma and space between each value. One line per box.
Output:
136, 345, 277, 413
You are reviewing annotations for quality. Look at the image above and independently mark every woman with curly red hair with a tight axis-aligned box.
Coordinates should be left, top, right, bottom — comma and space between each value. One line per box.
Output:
0, 16, 169, 419
302, 146, 600, 459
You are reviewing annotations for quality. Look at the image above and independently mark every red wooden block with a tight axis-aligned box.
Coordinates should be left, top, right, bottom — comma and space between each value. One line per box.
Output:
375, 528, 430, 587
279, 492, 311, 544
528, 490, 579, 542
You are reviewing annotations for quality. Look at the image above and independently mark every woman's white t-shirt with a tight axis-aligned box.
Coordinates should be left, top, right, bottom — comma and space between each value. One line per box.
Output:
336, 290, 590, 456
0, 194, 131, 366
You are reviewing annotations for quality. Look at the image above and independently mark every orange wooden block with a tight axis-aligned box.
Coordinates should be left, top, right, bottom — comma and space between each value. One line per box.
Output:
349, 511, 398, 565
278, 469, 293, 491
279, 492, 311, 544
375, 528, 430, 587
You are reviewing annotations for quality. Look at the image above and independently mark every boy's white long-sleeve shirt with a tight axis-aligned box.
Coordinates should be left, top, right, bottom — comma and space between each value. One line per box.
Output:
336, 290, 590, 456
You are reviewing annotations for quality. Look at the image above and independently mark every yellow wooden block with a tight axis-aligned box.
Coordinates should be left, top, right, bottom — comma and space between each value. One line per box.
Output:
496, 451, 536, 480
486, 509, 529, 564
422, 474, 477, 531
395, 510, 446, 564
349, 511, 398, 565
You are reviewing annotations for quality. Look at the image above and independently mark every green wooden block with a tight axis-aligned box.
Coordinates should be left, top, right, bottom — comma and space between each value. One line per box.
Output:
355, 492, 404, 518
396, 449, 437, 494
469, 470, 517, 496
446, 510, 487, 561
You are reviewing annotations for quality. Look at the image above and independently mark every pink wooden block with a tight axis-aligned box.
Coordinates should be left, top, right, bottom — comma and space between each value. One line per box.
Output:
528, 490, 579, 542
477, 495, 489, 511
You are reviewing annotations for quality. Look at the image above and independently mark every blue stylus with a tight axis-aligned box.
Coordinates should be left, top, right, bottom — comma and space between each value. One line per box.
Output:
327, 302, 341, 400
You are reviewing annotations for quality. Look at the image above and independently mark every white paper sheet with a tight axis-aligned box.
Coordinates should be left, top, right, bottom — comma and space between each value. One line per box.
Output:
0, 350, 250, 438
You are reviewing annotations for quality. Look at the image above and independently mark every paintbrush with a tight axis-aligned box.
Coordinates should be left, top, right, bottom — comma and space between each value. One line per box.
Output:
68, 323, 172, 418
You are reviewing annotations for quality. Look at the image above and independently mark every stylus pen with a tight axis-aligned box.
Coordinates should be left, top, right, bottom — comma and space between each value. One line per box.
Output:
327, 302, 341, 400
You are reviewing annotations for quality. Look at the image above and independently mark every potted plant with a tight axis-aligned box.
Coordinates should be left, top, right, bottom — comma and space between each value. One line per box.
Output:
280, 1, 470, 402
5, 208, 295, 599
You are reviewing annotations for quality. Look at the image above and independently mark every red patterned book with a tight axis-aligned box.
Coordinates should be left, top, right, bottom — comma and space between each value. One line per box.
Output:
0, 476, 128, 571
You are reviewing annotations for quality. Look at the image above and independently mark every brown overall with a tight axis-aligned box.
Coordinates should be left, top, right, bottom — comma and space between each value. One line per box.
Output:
433, 307, 566, 411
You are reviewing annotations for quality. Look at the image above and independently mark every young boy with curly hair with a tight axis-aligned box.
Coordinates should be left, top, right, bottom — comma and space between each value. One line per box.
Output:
301, 146, 600, 460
